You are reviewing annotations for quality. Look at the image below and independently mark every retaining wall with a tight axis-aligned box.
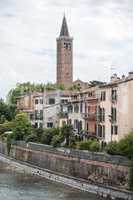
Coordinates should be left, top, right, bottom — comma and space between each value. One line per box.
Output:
0, 141, 130, 189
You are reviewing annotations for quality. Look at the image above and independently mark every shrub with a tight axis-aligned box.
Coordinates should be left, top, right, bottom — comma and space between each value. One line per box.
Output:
51, 134, 64, 147
25, 134, 38, 143
34, 128, 44, 142
117, 133, 133, 159
40, 128, 59, 145
41, 132, 52, 145
106, 141, 119, 155
90, 140, 100, 152
77, 140, 93, 151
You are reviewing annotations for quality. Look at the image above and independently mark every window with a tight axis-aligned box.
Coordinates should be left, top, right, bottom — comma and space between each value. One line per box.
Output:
111, 107, 117, 122
80, 103, 83, 113
30, 114, 33, 120
101, 91, 106, 101
111, 89, 117, 101
86, 122, 89, 131
35, 99, 38, 104
74, 104, 79, 113
40, 110, 43, 120
111, 125, 118, 135
35, 122, 38, 128
88, 92, 92, 97
40, 99, 43, 104
98, 125, 105, 138
99, 107, 105, 122
47, 122, 53, 128
68, 105, 73, 113
39, 123, 43, 128
98, 125, 102, 137
35, 110, 39, 120
102, 125, 105, 138
49, 98, 55, 105
64, 42, 71, 50
114, 125, 118, 135
79, 121, 82, 131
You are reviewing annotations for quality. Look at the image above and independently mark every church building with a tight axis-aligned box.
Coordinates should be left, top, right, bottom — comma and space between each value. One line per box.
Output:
56, 15, 73, 87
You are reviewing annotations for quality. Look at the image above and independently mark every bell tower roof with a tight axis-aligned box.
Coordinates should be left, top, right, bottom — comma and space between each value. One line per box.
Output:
60, 15, 69, 37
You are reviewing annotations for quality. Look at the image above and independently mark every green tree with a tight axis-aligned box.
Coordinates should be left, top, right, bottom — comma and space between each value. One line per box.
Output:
56, 84, 65, 90
40, 128, 59, 145
90, 80, 106, 86
7, 82, 45, 105
61, 125, 73, 146
117, 132, 133, 159
0, 99, 16, 123
12, 113, 32, 140
89, 140, 100, 152
35, 128, 44, 142
106, 141, 119, 155
51, 134, 64, 147
25, 133, 38, 143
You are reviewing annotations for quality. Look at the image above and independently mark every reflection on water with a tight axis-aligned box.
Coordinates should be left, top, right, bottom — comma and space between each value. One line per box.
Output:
0, 161, 105, 200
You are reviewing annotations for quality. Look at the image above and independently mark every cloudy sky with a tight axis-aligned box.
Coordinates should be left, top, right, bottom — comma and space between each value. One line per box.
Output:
0, 0, 133, 98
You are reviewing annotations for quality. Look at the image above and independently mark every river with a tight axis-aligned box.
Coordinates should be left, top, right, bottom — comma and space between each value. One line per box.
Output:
0, 160, 105, 200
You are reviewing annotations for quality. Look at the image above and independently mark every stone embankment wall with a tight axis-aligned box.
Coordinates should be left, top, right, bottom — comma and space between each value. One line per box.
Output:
0, 141, 130, 190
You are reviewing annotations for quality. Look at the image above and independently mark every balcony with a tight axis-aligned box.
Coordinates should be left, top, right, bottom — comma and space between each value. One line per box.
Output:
58, 112, 68, 118
83, 113, 96, 121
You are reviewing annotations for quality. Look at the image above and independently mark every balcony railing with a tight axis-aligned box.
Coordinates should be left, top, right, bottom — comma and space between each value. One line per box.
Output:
83, 113, 96, 121
58, 112, 68, 118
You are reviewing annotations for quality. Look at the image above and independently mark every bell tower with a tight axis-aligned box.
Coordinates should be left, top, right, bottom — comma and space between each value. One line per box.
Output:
56, 15, 73, 87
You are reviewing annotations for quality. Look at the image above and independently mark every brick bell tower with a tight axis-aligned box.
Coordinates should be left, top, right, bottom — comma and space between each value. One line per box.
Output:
56, 15, 73, 87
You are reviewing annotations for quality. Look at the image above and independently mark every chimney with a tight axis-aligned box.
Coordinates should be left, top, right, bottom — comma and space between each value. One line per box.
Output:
122, 75, 125, 79
128, 72, 133, 79
110, 74, 120, 82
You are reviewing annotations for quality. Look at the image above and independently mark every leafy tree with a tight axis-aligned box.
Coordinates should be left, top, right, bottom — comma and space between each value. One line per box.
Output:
117, 132, 133, 159
68, 85, 81, 91
7, 82, 45, 105
45, 83, 56, 91
90, 140, 100, 152
56, 84, 65, 90
35, 128, 44, 142
25, 134, 38, 143
106, 141, 119, 155
40, 128, 59, 145
12, 113, 32, 140
61, 125, 73, 146
90, 80, 106, 86
51, 134, 64, 147
0, 99, 16, 123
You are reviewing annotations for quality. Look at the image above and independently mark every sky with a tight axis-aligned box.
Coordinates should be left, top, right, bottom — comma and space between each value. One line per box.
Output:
0, 0, 133, 98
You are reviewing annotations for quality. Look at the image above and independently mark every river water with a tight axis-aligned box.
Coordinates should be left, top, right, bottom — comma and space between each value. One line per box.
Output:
0, 161, 105, 200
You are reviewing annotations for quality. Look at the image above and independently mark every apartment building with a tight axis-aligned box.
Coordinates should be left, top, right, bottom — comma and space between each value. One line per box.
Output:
97, 72, 133, 143
68, 86, 98, 139
43, 90, 71, 128
16, 72, 133, 143
16, 92, 43, 127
